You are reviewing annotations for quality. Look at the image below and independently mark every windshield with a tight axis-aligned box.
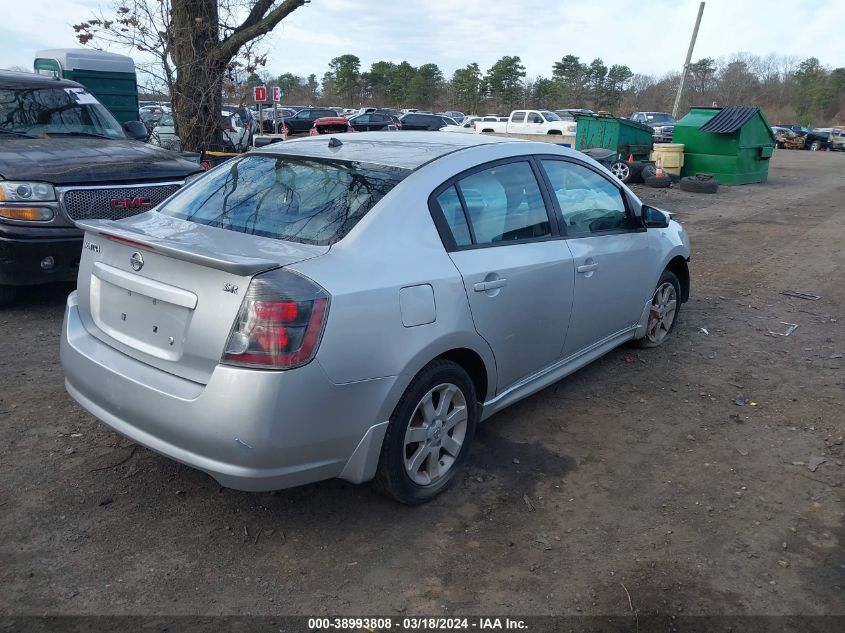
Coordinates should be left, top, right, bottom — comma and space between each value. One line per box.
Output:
0, 86, 125, 138
645, 113, 676, 124
158, 154, 408, 246
540, 111, 561, 121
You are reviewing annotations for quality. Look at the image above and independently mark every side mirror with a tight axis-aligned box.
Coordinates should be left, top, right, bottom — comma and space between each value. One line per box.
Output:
123, 120, 149, 141
642, 205, 670, 228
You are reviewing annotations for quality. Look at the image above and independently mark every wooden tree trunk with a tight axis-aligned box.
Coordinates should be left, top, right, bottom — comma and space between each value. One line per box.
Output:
170, 0, 226, 152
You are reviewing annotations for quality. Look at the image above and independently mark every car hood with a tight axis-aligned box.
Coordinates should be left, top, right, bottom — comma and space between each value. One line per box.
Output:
0, 137, 200, 185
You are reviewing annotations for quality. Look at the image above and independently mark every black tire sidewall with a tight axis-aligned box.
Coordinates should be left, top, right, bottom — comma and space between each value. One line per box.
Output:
640, 164, 657, 181
680, 176, 719, 194
375, 360, 478, 504
644, 175, 671, 188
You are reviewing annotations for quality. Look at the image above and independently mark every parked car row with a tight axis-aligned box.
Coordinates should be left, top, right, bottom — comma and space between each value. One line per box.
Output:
771, 125, 845, 151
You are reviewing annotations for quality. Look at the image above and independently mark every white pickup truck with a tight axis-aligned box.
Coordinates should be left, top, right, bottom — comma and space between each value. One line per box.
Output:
474, 110, 576, 135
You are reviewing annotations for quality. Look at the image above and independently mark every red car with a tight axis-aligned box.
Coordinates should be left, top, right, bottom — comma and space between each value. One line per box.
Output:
309, 117, 355, 136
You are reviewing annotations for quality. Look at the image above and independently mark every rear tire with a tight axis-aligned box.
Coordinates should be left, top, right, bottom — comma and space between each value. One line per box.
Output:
374, 360, 478, 504
0, 285, 17, 306
810, 140, 823, 151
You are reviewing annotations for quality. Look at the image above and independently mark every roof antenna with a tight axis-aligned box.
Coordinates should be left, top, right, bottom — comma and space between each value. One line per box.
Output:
327, 137, 343, 149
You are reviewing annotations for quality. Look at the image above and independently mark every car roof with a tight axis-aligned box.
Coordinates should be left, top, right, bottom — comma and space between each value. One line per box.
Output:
252, 131, 525, 170
0, 69, 84, 89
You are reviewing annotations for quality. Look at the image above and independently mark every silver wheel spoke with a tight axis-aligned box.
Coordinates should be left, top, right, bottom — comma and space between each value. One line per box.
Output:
406, 426, 428, 443
435, 385, 457, 418
442, 434, 462, 457
426, 448, 442, 480
443, 406, 467, 431
420, 394, 437, 424
408, 445, 428, 474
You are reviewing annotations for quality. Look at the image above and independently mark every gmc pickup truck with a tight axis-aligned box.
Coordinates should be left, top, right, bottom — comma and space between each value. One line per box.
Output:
0, 70, 200, 304
474, 110, 576, 135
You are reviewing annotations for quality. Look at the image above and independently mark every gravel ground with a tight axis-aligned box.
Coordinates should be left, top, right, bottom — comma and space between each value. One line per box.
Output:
1, 150, 842, 620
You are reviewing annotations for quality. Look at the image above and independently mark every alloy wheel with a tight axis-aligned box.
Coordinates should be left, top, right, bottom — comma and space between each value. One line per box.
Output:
610, 162, 631, 181
403, 383, 468, 486
645, 281, 678, 344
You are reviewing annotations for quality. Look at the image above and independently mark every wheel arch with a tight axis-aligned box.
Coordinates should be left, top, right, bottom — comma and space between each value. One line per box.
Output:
374, 337, 497, 424
665, 255, 690, 303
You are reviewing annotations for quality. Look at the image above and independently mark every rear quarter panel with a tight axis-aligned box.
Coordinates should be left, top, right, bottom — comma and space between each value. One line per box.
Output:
291, 159, 500, 416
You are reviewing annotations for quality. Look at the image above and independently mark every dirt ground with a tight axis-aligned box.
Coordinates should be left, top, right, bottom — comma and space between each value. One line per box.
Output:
1, 150, 843, 620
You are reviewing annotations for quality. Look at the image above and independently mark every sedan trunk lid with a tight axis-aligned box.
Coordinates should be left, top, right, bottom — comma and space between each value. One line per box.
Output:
74, 212, 329, 384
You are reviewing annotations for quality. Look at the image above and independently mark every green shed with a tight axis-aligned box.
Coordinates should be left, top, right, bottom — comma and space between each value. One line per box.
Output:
575, 114, 654, 161
34, 49, 139, 124
673, 106, 775, 185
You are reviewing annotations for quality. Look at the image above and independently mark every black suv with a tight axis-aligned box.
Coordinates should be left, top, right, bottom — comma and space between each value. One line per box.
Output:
803, 128, 845, 151
398, 113, 458, 131
277, 108, 339, 135
0, 71, 200, 304
347, 111, 401, 131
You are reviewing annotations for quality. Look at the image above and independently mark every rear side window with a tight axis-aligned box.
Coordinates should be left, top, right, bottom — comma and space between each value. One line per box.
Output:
511, 111, 526, 123
159, 155, 407, 246
434, 186, 472, 247
456, 161, 550, 245
541, 160, 628, 236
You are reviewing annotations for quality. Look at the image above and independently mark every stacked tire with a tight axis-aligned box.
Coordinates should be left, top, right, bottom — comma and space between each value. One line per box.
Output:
679, 173, 719, 194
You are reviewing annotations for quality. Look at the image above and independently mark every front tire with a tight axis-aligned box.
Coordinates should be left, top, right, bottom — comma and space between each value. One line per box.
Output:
810, 140, 823, 151
635, 270, 681, 348
374, 360, 478, 504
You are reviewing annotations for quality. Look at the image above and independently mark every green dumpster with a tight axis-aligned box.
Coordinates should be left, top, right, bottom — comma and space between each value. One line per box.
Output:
575, 114, 654, 161
673, 106, 776, 185
34, 49, 139, 124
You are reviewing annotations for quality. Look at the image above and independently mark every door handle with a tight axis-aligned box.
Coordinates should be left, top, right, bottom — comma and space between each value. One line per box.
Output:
474, 278, 508, 292
577, 263, 599, 274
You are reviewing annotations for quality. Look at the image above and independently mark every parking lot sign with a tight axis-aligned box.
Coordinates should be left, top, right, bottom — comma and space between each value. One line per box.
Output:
253, 85, 267, 102
272, 86, 282, 102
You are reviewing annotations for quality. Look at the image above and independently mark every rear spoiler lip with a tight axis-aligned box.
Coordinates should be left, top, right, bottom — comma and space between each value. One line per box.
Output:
76, 219, 283, 277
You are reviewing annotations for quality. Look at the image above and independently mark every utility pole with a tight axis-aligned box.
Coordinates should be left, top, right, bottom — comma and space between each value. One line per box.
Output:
672, 1, 705, 119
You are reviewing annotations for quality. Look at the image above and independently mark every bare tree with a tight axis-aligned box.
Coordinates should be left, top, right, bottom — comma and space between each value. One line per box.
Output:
73, 0, 308, 150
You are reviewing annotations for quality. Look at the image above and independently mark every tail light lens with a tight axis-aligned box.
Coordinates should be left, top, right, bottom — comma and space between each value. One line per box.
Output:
222, 269, 330, 370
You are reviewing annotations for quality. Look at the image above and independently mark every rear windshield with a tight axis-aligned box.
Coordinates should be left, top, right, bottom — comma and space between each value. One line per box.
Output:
158, 154, 408, 245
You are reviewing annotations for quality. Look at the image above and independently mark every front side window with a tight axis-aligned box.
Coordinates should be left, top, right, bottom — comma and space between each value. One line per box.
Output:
159, 155, 408, 246
456, 161, 550, 245
541, 160, 629, 236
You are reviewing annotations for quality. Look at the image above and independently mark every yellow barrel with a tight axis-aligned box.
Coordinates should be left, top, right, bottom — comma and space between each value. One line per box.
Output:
651, 143, 685, 175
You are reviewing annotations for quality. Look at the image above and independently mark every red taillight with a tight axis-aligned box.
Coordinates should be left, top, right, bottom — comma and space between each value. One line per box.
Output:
229, 126, 237, 133
222, 270, 329, 370
255, 300, 299, 323
472, 122, 476, 129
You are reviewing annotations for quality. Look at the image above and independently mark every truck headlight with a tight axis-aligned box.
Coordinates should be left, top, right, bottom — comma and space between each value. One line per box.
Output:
0, 182, 57, 202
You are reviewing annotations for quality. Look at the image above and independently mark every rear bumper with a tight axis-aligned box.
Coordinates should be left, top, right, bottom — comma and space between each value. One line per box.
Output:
0, 225, 82, 286
60, 292, 396, 491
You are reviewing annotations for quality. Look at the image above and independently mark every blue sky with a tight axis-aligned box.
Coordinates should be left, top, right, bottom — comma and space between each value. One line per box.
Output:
1, 0, 842, 80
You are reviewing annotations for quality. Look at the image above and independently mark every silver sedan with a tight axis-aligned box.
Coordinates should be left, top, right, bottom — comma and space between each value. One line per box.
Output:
61, 132, 690, 504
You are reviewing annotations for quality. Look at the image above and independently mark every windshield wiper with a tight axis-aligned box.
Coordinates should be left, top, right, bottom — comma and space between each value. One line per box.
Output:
48, 131, 115, 140
0, 129, 39, 139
